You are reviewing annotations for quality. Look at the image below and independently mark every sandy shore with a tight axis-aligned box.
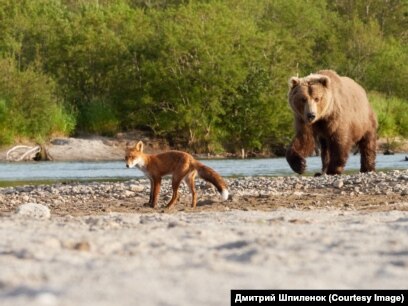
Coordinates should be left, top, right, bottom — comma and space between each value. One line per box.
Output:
1, 210, 408, 306
0, 171, 407, 305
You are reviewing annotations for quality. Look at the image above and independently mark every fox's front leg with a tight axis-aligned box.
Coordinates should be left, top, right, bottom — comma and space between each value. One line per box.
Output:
150, 177, 161, 208
147, 178, 153, 206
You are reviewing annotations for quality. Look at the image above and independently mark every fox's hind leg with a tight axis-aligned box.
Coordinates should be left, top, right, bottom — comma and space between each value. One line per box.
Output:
166, 173, 186, 209
184, 170, 197, 208
147, 178, 153, 206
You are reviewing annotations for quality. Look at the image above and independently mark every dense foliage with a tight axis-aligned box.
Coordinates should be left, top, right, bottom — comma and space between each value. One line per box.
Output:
0, 0, 407, 153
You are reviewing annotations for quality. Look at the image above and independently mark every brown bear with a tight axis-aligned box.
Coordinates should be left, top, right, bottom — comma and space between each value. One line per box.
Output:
286, 70, 377, 175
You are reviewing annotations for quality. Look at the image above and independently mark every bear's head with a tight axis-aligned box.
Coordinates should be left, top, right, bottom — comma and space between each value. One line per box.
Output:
288, 73, 332, 124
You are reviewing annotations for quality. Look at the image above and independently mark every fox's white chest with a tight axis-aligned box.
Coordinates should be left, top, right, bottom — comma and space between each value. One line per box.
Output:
136, 162, 152, 179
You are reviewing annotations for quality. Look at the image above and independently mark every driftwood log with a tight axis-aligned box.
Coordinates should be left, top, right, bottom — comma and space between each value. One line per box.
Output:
7, 144, 52, 161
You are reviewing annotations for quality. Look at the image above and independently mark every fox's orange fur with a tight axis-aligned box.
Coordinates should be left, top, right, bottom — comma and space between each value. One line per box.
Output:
125, 141, 229, 209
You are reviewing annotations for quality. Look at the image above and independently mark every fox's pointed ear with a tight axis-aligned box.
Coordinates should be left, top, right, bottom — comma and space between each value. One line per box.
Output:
289, 77, 300, 89
135, 141, 144, 152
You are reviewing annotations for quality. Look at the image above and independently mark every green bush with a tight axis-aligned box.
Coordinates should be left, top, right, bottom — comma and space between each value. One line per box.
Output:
78, 99, 120, 136
369, 92, 408, 139
0, 58, 75, 144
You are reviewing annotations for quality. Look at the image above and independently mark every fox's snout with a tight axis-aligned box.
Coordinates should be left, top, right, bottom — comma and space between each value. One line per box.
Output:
125, 161, 134, 168
124, 156, 143, 169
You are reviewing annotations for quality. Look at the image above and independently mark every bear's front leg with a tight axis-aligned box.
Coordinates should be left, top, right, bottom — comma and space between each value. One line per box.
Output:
314, 138, 330, 176
327, 141, 351, 175
286, 123, 315, 174
286, 146, 307, 174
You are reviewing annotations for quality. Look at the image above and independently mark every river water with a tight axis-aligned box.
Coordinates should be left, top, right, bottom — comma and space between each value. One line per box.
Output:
0, 153, 406, 182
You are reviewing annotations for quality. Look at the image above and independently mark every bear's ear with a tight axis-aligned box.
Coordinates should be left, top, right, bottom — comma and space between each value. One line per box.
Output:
289, 77, 300, 89
317, 75, 330, 88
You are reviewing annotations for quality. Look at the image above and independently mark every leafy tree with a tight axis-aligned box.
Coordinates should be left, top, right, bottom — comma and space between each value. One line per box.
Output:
0, 0, 407, 152
366, 39, 408, 98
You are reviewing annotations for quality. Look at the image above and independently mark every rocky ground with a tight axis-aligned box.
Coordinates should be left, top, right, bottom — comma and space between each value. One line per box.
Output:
0, 171, 407, 306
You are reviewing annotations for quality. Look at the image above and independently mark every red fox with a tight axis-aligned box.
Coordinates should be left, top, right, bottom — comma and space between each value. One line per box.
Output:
125, 141, 229, 209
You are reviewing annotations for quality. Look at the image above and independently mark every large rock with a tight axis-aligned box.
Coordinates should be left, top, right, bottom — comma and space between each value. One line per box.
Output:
16, 203, 51, 219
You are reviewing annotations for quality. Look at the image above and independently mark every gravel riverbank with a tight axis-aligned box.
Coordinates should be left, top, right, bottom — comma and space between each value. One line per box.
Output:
0, 170, 407, 215
0, 170, 407, 306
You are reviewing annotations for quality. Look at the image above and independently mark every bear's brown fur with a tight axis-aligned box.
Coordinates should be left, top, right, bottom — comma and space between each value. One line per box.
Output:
286, 70, 377, 175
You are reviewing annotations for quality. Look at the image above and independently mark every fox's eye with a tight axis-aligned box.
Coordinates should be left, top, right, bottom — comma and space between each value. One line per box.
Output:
301, 97, 307, 104
314, 97, 319, 102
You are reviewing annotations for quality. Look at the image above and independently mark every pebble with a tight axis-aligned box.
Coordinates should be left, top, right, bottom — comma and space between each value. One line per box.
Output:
124, 190, 135, 197
129, 184, 144, 192
333, 179, 344, 188
73, 241, 91, 252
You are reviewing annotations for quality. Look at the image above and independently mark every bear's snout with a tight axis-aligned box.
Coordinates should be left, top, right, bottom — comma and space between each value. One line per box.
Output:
306, 112, 316, 122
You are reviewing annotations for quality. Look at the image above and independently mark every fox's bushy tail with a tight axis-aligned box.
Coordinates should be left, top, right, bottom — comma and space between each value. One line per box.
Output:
194, 161, 229, 201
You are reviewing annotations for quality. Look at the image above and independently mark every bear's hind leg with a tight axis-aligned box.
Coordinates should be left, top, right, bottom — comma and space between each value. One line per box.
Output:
359, 131, 376, 172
